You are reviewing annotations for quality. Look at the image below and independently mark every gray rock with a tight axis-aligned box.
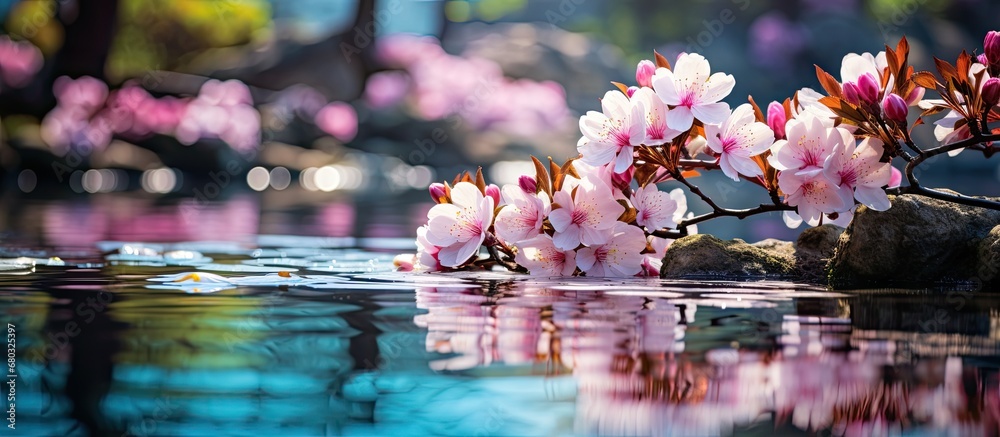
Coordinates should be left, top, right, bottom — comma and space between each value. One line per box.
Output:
794, 224, 844, 282
977, 225, 1000, 287
660, 234, 795, 278
828, 194, 1000, 289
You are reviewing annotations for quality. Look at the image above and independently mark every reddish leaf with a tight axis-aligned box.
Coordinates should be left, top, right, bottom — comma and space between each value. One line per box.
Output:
549, 157, 566, 192
956, 51, 972, 84
610, 81, 630, 96
531, 156, 551, 197
616, 199, 637, 223
818, 95, 843, 110
680, 170, 701, 179
747, 95, 766, 123
562, 158, 579, 179
896, 36, 909, 63
654, 50, 671, 70
474, 167, 486, 193
912, 71, 938, 89
814, 65, 843, 98
934, 57, 957, 84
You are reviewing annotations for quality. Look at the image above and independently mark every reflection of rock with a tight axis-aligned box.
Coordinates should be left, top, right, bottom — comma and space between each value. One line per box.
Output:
660, 234, 796, 278
829, 194, 1000, 289
847, 293, 1000, 357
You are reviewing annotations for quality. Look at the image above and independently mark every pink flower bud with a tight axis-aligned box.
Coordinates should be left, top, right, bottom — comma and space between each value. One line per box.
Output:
983, 77, 1000, 108
978, 53, 990, 66
904, 86, 924, 106
428, 183, 447, 203
611, 165, 635, 189
858, 73, 879, 105
766, 101, 786, 139
889, 166, 902, 189
842, 82, 861, 106
882, 93, 908, 122
636, 60, 656, 88
518, 175, 537, 193
626, 86, 639, 97
485, 184, 501, 205
393, 253, 415, 271
985, 31, 1000, 64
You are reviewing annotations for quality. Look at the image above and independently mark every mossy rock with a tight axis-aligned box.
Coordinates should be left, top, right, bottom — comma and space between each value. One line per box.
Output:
660, 234, 795, 279
828, 194, 1000, 289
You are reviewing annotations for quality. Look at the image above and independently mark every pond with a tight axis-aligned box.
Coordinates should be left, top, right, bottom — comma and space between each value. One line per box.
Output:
3, 196, 1000, 436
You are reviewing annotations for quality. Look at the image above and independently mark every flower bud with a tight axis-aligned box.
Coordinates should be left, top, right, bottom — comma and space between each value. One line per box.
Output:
904, 86, 924, 106
842, 82, 861, 106
978, 53, 990, 66
983, 77, 1000, 109
518, 175, 537, 193
393, 253, 415, 271
611, 165, 635, 190
428, 183, 447, 203
858, 73, 879, 105
985, 31, 1000, 65
882, 93, 908, 122
485, 184, 501, 206
766, 101, 786, 139
626, 86, 639, 98
636, 60, 656, 88
889, 166, 902, 189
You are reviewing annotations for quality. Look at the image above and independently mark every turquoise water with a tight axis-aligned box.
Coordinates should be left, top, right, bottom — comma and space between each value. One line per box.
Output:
2, 198, 1000, 436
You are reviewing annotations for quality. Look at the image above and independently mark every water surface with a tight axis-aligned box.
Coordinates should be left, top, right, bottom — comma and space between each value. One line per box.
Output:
3, 197, 1000, 436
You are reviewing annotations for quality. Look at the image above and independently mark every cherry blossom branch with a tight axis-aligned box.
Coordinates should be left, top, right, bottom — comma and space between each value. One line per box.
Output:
888, 131, 1000, 210
650, 203, 795, 239
647, 166, 793, 240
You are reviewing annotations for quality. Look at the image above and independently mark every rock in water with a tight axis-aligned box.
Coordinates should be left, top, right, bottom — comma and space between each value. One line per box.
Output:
660, 234, 795, 278
978, 225, 1000, 287
794, 224, 844, 282
828, 194, 1000, 289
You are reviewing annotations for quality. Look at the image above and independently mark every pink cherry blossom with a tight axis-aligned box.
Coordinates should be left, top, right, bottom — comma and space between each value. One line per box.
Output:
777, 171, 848, 226
415, 225, 441, 271
576, 223, 647, 277
548, 175, 624, 250
840, 51, 924, 106
315, 102, 358, 142
513, 234, 577, 276
651, 53, 735, 130
768, 113, 847, 178
823, 137, 892, 211
640, 235, 673, 277
578, 90, 645, 174
424, 182, 495, 267
706, 103, 774, 181
494, 184, 551, 244
631, 87, 682, 146
0, 36, 42, 88
631, 184, 687, 231
635, 60, 656, 88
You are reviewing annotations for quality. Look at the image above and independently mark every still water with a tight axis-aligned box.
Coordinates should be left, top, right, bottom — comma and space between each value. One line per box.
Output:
2, 195, 1000, 436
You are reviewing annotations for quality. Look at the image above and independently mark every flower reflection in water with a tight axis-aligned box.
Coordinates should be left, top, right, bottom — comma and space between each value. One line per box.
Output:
413, 284, 1000, 436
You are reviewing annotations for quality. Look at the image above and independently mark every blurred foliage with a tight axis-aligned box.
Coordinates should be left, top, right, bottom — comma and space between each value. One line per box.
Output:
446, 0, 527, 23
4, 0, 62, 55
107, 0, 272, 82
869, 0, 947, 20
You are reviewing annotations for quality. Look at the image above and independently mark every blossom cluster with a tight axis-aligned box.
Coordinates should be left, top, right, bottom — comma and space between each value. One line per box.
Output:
372, 35, 571, 136
408, 33, 1000, 277
0, 36, 42, 90
38, 76, 358, 155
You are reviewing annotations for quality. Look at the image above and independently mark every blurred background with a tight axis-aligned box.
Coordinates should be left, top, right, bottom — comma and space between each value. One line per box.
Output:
1, 0, 998, 247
